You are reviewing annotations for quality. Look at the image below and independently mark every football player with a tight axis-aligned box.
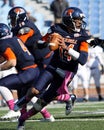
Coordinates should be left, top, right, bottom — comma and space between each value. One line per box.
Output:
11, 6, 77, 118
71, 64, 89, 102
86, 46, 104, 101
12, 7, 104, 120
0, 23, 39, 120
15, 7, 90, 130
6, 6, 55, 122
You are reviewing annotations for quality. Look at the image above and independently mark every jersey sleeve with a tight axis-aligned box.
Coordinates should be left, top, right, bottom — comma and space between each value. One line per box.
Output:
78, 41, 89, 65
3, 47, 16, 60
17, 28, 34, 43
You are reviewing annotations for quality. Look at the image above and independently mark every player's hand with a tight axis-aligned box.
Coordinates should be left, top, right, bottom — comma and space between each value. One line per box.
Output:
48, 33, 63, 43
48, 33, 66, 50
87, 37, 104, 48
58, 39, 67, 50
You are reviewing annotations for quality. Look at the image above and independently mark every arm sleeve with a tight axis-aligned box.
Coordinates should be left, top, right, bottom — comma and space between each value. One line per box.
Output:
3, 47, 16, 60
78, 41, 89, 65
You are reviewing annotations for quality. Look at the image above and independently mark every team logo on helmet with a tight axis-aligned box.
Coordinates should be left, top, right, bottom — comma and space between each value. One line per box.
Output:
14, 8, 25, 15
65, 9, 74, 16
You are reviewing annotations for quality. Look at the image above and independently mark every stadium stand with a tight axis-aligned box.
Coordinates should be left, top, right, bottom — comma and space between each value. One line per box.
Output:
35, 0, 104, 37
0, 0, 103, 38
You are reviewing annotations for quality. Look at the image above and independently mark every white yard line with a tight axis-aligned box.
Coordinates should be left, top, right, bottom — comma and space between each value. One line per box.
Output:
1, 118, 104, 123
1, 101, 104, 123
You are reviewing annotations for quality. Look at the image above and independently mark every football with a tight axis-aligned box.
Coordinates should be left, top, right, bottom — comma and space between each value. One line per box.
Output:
47, 33, 62, 51
48, 42, 59, 51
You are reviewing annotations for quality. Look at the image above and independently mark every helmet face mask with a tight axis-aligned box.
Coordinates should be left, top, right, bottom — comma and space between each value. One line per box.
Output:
7, 6, 29, 29
8, 15, 16, 28
72, 18, 84, 32
62, 7, 86, 32
0, 23, 11, 39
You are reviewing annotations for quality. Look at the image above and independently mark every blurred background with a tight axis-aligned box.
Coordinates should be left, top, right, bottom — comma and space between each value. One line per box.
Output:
0, 0, 104, 38
0, 0, 104, 105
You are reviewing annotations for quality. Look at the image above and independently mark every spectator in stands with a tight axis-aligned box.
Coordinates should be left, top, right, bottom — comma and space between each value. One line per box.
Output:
1, 0, 14, 7
27, 11, 37, 23
35, 0, 41, 3
50, 0, 69, 23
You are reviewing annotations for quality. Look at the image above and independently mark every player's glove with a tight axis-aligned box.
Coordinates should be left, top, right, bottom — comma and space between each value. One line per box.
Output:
87, 37, 104, 48
95, 38, 104, 49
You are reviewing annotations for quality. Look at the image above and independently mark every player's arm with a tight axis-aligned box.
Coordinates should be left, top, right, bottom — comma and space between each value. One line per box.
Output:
75, 29, 104, 48
0, 48, 16, 71
66, 41, 88, 65
78, 41, 89, 65
0, 55, 6, 64
87, 37, 104, 48
37, 26, 61, 49
38, 33, 66, 50
36, 33, 51, 49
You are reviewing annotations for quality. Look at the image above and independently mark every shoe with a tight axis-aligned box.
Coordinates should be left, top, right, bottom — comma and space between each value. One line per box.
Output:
14, 104, 21, 112
40, 115, 55, 122
98, 95, 103, 101
14, 96, 27, 112
17, 126, 25, 130
17, 118, 25, 130
0, 110, 21, 120
0, 100, 7, 107
83, 98, 88, 102
65, 94, 76, 115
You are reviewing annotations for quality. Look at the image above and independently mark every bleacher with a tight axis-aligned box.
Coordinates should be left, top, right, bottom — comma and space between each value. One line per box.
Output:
30, 0, 104, 38
0, 0, 103, 38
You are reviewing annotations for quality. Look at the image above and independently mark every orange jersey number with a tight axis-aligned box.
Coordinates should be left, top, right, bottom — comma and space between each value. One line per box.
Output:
59, 44, 74, 62
17, 39, 31, 55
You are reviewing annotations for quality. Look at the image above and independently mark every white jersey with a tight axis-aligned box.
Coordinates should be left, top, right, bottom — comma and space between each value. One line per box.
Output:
70, 64, 89, 89
86, 46, 104, 69
0, 61, 17, 79
86, 46, 104, 87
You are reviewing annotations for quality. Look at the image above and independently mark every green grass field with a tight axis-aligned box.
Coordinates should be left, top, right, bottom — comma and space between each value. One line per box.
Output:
0, 101, 104, 130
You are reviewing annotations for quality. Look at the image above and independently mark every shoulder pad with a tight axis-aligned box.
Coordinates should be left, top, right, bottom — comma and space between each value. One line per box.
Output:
18, 27, 31, 35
